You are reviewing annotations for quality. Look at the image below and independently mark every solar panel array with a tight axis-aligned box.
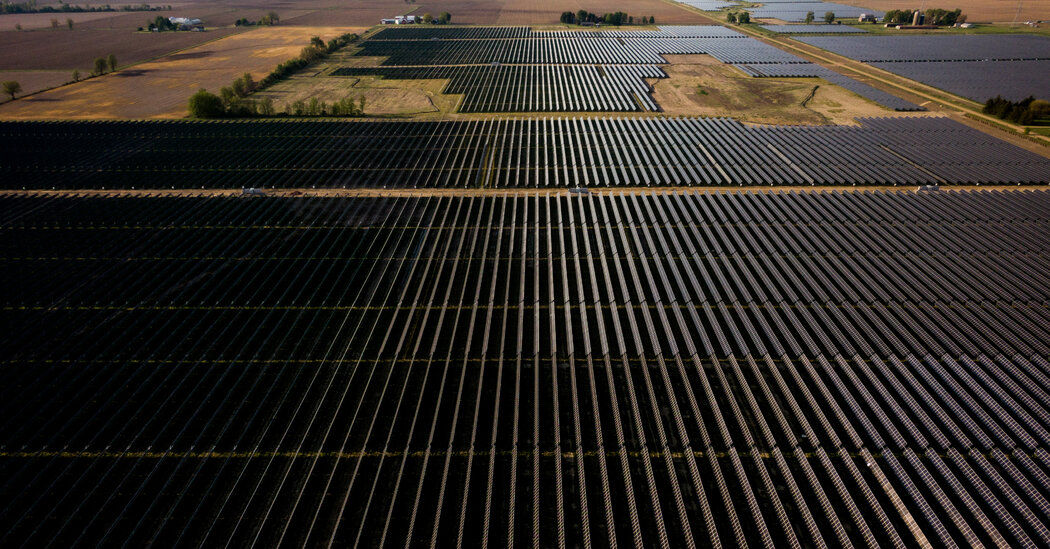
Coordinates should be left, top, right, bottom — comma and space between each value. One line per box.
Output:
797, 35, 1050, 102
745, 1, 883, 22
795, 35, 1050, 63
344, 26, 924, 113
3, 117, 1048, 189
760, 24, 868, 33
3, 189, 1050, 547
867, 60, 1050, 103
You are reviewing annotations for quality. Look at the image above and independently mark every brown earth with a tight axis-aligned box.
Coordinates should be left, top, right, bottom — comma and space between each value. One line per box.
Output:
0, 71, 73, 104
849, 0, 1050, 22
0, 26, 365, 119
0, 12, 128, 31
650, 54, 904, 125
0, 27, 242, 71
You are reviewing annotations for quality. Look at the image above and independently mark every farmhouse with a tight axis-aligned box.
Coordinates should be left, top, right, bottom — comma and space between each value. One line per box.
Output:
168, 17, 204, 30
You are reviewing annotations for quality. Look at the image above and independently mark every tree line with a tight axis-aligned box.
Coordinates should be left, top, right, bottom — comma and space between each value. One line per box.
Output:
726, 11, 750, 24
188, 32, 360, 118
560, 11, 653, 25
235, 11, 279, 27
1, 53, 116, 102
1, 1, 168, 13
420, 12, 451, 24
883, 8, 966, 25
983, 96, 1049, 126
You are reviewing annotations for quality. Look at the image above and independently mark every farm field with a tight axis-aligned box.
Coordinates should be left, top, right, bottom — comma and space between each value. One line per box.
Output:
0, 70, 71, 104
2, 117, 1049, 188
2, 190, 1050, 546
0, 26, 365, 119
0, 26, 242, 72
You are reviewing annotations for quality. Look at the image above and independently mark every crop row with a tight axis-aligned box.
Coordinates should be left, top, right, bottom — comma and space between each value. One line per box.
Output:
1, 190, 1049, 547
334, 64, 663, 112
2, 117, 1048, 189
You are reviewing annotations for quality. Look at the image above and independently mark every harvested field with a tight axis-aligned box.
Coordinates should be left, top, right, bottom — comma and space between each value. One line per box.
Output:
0, 12, 128, 31
281, 0, 421, 26
0, 27, 241, 71
0, 26, 365, 119
0, 70, 71, 103
849, 0, 1050, 22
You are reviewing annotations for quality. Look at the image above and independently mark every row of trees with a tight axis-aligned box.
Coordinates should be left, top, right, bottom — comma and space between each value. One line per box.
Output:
234, 11, 279, 26
189, 89, 366, 118
726, 11, 750, 24
92, 54, 118, 75
802, 11, 837, 24
188, 32, 360, 118
420, 12, 451, 24
983, 96, 1049, 125
1, 1, 168, 13
287, 96, 365, 117
883, 8, 965, 26
559, 11, 653, 25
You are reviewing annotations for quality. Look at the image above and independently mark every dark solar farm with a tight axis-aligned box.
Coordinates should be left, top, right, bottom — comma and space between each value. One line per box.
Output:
3, 190, 1050, 547
796, 35, 1050, 103
2, 17, 1050, 549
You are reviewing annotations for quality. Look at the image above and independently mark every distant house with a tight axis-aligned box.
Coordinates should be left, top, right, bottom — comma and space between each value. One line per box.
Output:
858, 14, 877, 23
383, 15, 420, 25
168, 16, 203, 30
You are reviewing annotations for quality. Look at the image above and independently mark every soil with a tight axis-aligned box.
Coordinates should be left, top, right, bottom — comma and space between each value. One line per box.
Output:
0, 70, 72, 104
0, 26, 365, 119
0, 27, 242, 71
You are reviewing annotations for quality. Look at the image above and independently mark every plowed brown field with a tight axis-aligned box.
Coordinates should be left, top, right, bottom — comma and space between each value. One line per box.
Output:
0, 26, 364, 119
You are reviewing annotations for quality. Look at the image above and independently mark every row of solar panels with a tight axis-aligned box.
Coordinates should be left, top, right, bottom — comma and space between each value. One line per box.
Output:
2, 117, 1047, 189
2, 191, 1049, 547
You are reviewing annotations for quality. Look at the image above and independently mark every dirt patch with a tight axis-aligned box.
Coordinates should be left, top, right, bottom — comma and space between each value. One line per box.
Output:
0, 26, 366, 119
652, 53, 931, 125
653, 57, 828, 124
